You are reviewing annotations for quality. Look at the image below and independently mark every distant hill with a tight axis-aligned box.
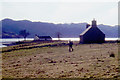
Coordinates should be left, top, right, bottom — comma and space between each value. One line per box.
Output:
0, 18, 118, 38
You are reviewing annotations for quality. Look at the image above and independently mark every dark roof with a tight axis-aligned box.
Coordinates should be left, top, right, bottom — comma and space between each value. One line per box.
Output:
80, 26, 92, 35
37, 36, 52, 38
80, 26, 105, 36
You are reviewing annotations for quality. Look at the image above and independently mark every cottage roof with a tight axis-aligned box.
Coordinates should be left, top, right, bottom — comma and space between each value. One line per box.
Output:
37, 36, 52, 38
80, 26, 104, 36
80, 26, 92, 35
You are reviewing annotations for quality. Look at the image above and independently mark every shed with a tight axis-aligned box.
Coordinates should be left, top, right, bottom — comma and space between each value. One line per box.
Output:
80, 19, 105, 43
34, 35, 52, 41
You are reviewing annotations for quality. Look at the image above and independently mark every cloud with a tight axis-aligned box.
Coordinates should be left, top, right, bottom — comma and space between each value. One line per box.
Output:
51, 3, 100, 23
1, 0, 119, 2
0, 2, 118, 26
96, 5, 118, 25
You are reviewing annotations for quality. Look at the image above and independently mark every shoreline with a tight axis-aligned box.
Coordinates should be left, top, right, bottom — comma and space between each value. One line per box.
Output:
2, 39, 119, 46
1, 38, 119, 48
1, 40, 119, 53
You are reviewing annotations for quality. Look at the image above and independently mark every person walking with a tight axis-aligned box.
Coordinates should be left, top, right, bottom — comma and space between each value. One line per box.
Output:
68, 40, 73, 52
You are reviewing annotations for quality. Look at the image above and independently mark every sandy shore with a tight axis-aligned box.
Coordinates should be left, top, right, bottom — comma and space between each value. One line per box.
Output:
2, 42, 119, 78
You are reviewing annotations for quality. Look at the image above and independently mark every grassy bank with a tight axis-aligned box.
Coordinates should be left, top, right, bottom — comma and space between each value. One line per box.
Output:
1, 41, 120, 78
1, 41, 68, 52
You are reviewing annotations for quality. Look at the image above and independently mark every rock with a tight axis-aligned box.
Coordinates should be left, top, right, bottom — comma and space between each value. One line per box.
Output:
17, 60, 20, 63
27, 58, 32, 62
59, 61, 62, 63
13, 64, 21, 67
80, 68, 84, 71
97, 59, 104, 62
90, 76, 94, 78
69, 71, 73, 73
71, 62, 75, 64
65, 60, 68, 62
36, 70, 45, 74
77, 68, 84, 72
74, 64, 78, 66
60, 75, 66, 77
48, 60, 56, 63
110, 53, 115, 57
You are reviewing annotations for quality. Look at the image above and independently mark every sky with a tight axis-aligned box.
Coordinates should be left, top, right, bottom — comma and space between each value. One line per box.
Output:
0, 0, 119, 26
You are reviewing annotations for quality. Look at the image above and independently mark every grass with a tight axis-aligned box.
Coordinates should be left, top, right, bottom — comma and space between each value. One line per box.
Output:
0, 54, 2, 80
1, 41, 68, 53
1, 41, 119, 79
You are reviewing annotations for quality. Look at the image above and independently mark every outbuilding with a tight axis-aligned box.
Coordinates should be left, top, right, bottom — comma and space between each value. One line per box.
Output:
34, 34, 52, 41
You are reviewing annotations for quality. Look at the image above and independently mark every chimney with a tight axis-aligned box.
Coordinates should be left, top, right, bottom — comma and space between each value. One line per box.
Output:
92, 19, 97, 27
86, 24, 90, 29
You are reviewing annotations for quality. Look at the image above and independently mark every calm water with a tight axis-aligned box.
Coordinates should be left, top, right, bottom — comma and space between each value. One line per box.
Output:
0, 38, 34, 48
0, 38, 119, 48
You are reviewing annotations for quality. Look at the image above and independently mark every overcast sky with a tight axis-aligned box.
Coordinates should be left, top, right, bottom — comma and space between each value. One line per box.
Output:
0, 0, 119, 26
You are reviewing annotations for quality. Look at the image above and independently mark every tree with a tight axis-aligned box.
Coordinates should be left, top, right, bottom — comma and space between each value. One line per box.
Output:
19, 30, 30, 40
56, 32, 62, 40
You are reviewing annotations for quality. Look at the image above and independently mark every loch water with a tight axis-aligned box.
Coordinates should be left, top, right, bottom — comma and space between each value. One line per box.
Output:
0, 38, 118, 48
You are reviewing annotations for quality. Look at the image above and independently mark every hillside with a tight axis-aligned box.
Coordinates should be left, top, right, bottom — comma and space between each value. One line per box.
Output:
1, 18, 118, 38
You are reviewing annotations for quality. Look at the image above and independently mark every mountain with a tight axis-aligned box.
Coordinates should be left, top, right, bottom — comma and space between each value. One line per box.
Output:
1, 18, 118, 38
